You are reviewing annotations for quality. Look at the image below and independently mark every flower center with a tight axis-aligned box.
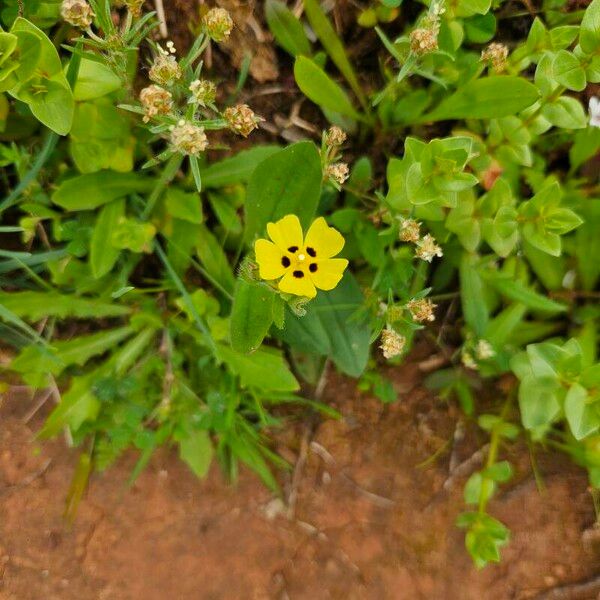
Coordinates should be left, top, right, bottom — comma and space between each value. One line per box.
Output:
297, 253, 306, 261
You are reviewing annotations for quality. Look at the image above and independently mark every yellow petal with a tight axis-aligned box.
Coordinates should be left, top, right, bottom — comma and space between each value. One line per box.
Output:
254, 239, 287, 280
309, 258, 348, 291
267, 214, 303, 252
278, 269, 316, 298
303, 217, 344, 259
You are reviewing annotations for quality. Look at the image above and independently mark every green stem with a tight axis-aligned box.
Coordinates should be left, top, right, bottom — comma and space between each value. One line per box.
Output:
478, 397, 512, 514
154, 242, 216, 354
141, 154, 183, 220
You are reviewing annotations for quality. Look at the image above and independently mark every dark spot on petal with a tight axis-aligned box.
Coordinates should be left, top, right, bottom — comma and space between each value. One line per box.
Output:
288, 246, 298, 253
293, 270, 304, 278
309, 263, 318, 273
281, 256, 291, 268
306, 247, 317, 257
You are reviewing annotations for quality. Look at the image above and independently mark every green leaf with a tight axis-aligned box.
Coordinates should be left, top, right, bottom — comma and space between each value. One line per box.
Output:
565, 383, 600, 440
421, 76, 540, 122
90, 199, 125, 278
294, 56, 363, 121
0, 291, 130, 320
542, 96, 587, 129
456, 0, 491, 17
552, 50, 586, 91
164, 188, 203, 224
12, 326, 134, 379
302, 0, 366, 106
278, 273, 370, 378
72, 58, 121, 101
265, 0, 311, 57
460, 253, 489, 337
53, 171, 154, 210
196, 225, 236, 294
39, 373, 101, 438
178, 429, 213, 478
9, 18, 74, 135
230, 280, 275, 353
580, 0, 600, 55
217, 345, 299, 392
483, 274, 567, 313
200, 146, 280, 188
244, 141, 322, 243
518, 375, 562, 431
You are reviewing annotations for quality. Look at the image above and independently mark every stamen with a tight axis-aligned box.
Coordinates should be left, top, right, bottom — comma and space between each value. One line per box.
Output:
297, 253, 306, 261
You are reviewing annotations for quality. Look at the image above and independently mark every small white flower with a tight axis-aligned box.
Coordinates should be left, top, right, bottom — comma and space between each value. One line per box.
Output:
475, 339, 495, 360
380, 328, 406, 360
589, 97, 600, 128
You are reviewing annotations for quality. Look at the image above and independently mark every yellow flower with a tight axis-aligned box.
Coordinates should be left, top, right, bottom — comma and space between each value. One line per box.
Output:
254, 215, 348, 299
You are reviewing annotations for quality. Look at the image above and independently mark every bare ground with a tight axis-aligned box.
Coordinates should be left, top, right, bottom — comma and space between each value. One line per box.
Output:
1, 352, 599, 600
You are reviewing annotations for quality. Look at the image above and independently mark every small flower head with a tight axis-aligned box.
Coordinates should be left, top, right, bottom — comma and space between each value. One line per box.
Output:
202, 7, 234, 42
481, 42, 509, 73
399, 218, 421, 243
325, 163, 349, 187
149, 53, 182, 87
139, 85, 173, 122
61, 0, 94, 28
189, 79, 217, 106
169, 120, 208, 156
410, 28, 438, 55
415, 234, 443, 262
224, 104, 263, 137
121, 0, 144, 16
406, 298, 436, 323
254, 214, 348, 299
325, 126, 347, 148
589, 97, 600, 128
475, 339, 495, 360
380, 328, 406, 359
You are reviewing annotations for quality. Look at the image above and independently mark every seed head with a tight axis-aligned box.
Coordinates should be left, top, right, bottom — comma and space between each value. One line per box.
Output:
224, 104, 263, 137
202, 7, 234, 42
481, 43, 509, 73
61, 0, 94, 28
410, 28, 438, 54
149, 53, 182, 87
189, 79, 217, 106
380, 328, 406, 360
406, 298, 436, 323
325, 163, 350, 186
399, 219, 421, 243
325, 126, 347, 147
139, 85, 173, 122
169, 120, 208, 156
415, 234, 443, 262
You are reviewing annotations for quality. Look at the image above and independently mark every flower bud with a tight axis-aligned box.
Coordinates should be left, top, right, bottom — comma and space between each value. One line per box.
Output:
410, 28, 438, 54
325, 126, 347, 147
169, 120, 208, 156
380, 328, 406, 359
406, 298, 436, 323
481, 42, 509, 73
325, 163, 349, 186
202, 7, 234, 42
61, 0, 94, 28
224, 104, 263, 137
189, 79, 217, 106
122, 0, 144, 17
139, 85, 173, 122
415, 234, 443, 262
398, 219, 421, 243
149, 53, 182, 87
